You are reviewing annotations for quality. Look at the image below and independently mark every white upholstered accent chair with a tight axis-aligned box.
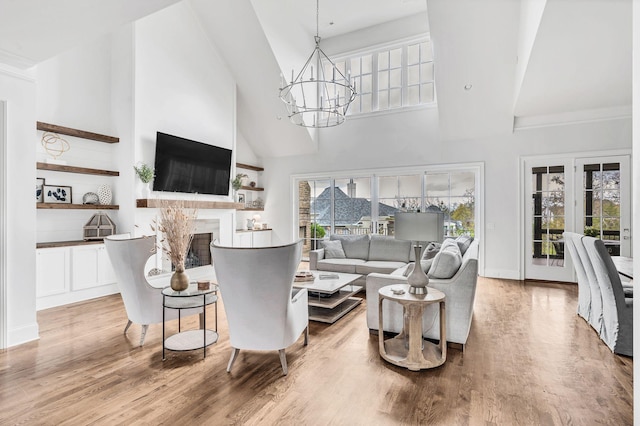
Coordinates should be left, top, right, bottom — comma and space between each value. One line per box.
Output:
104, 234, 202, 346
211, 240, 308, 375
583, 236, 633, 356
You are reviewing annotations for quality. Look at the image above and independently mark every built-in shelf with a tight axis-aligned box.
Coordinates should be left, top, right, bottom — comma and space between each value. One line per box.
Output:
37, 162, 119, 177
137, 199, 244, 210
36, 240, 105, 249
37, 203, 119, 210
240, 185, 264, 191
236, 162, 264, 172
37, 122, 119, 144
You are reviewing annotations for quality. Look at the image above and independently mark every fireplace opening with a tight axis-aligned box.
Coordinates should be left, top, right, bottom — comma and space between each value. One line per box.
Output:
185, 233, 213, 269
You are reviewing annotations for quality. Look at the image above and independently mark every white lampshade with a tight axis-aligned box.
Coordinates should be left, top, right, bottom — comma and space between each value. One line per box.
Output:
394, 212, 444, 243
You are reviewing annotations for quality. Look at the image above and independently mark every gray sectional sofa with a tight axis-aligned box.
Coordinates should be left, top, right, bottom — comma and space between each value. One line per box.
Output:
309, 234, 416, 285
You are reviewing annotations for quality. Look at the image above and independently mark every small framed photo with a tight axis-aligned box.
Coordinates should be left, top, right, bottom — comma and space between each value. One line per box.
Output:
43, 185, 72, 204
36, 178, 45, 203
238, 193, 245, 204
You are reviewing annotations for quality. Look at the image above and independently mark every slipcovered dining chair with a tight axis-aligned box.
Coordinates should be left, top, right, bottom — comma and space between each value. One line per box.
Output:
582, 236, 633, 356
104, 234, 202, 346
563, 232, 592, 323
211, 240, 308, 375
569, 233, 603, 333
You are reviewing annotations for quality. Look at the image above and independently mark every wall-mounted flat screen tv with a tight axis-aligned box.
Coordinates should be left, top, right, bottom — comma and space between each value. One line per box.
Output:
153, 132, 232, 196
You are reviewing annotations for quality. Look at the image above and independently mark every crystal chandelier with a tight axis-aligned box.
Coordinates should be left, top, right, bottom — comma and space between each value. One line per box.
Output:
279, 0, 357, 128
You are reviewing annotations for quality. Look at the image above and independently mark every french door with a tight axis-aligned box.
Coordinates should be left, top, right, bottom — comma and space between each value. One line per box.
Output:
523, 154, 631, 282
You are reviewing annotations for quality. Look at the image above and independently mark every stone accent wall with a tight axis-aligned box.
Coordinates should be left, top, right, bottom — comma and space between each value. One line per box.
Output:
299, 181, 311, 252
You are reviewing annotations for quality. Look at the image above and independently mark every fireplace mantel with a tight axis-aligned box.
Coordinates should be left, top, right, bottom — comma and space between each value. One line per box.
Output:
136, 198, 244, 210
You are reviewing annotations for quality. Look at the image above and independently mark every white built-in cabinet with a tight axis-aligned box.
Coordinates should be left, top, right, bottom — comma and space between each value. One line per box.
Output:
233, 230, 272, 248
36, 244, 118, 310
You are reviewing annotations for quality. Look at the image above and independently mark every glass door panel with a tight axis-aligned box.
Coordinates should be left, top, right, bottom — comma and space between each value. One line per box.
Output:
333, 177, 372, 235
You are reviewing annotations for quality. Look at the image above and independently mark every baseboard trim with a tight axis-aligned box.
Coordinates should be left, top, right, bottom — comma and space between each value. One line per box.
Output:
8, 322, 39, 347
482, 269, 521, 280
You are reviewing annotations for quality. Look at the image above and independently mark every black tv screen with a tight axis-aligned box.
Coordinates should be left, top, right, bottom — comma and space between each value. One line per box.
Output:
153, 132, 232, 196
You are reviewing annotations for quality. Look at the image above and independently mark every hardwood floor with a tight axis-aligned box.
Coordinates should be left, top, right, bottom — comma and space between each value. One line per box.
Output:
0, 277, 632, 425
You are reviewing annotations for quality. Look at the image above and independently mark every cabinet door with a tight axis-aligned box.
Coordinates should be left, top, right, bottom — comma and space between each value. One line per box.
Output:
234, 232, 252, 248
252, 231, 272, 247
71, 246, 101, 290
97, 245, 117, 285
36, 248, 69, 297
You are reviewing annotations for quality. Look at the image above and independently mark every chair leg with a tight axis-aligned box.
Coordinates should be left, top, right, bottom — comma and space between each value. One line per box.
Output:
279, 349, 288, 376
140, 324, 149, 346
124, 320, 133, 335
227, 348, 240, 373
304, 326, 309, 346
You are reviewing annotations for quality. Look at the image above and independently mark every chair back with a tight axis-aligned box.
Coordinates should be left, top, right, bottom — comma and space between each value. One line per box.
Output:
563, 232, 591, 320
582, 236, 626, 350
211, 240, 303, 351
104, 234, 162, 325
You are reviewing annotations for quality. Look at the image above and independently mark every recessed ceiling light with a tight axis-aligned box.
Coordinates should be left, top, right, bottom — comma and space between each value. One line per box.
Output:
464, 84, 472, 91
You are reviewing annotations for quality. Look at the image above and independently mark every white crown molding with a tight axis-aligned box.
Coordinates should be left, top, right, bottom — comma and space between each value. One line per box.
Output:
0, 48, 36, 71
513, 105, 632, 131
0, 62, 36, 82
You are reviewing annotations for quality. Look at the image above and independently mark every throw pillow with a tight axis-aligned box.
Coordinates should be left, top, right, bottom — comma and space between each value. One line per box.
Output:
403, 259, 434, 277
368, 235, 411, 262
330, 234, 370, 259
455, 235, 473, 256
428, 244, 462, 279
422, 242, 442, 260
319, 240, 346, 259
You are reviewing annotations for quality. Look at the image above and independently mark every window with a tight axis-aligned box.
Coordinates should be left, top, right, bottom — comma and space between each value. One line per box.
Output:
328, 37, 435, 116
296, 166, 478, 259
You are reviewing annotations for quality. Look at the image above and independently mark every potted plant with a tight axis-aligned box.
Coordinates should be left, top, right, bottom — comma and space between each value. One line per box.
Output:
310, 222, 325, 250
231, 173, 248, 201
133, 163, 155, 198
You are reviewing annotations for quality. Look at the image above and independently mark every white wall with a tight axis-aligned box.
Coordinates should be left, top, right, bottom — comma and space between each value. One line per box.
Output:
264, 107, 631, 279
0, 65, 38, 346
132, 2, 239, 244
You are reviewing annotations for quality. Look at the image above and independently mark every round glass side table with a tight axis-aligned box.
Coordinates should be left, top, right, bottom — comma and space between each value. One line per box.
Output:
162, 283, 218, 361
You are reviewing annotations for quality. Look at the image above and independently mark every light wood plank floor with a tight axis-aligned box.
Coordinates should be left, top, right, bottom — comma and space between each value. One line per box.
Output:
0, 278, 632, 425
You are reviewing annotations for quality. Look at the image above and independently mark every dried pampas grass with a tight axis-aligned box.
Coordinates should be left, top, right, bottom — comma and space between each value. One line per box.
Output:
151, 201, 198, 270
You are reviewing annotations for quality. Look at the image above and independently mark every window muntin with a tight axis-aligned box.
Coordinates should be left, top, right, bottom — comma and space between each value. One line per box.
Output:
327, 37, 434, 116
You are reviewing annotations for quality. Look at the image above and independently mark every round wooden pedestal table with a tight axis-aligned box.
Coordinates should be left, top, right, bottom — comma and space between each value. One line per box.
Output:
378, 284, 446, 371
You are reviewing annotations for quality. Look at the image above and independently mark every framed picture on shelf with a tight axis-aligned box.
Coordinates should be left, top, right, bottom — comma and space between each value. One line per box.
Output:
36, 178, 45, 203
43, 185, 72, 204
238, 193, 245, 204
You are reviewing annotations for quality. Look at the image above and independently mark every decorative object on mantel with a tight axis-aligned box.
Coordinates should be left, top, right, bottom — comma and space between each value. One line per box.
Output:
133, 162, 155, 199
151, 200, 198, 291
278, 0, 356, 128
246, 218, 254, 230
251, 198, 264, 209
252, 214, 262, 229
36, 178, 45, 203
41, 132, 70, 164
97, 184, 113, 205
83, 212, 116, 240
231, 173, 248, 201
43, 185, 72, 203
238, 193, 245, 204
82, 192, 99, 205
249, 181, 256, 188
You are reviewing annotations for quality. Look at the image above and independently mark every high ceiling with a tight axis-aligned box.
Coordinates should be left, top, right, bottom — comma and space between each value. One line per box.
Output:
0, 0, 631, 153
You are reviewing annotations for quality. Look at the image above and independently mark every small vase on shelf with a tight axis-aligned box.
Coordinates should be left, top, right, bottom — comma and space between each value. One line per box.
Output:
170, 264, 190, 292
141, 182, 152, 199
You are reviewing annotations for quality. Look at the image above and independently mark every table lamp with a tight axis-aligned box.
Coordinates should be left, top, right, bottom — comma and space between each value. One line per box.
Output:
394, 211, 445, 295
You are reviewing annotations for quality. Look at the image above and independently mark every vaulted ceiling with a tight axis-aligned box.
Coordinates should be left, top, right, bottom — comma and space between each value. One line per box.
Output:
0, 0, 631, 154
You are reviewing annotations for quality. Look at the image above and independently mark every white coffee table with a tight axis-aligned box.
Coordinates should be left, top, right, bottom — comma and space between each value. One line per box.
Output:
293, 271, 362, 324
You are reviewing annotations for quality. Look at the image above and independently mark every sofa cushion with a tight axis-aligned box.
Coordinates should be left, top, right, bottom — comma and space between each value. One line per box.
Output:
422, 242, 442, 260
330, 234, 370, 260
428, 244, 462, 279
368, 235, 411, 262
356, 260, 408, 275
316, 259, 364, 274
319, 240, 346, 259
455, 235, 473, 255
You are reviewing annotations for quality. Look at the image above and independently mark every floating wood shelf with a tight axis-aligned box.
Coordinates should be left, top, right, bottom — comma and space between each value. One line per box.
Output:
240, 185, 264, 191
37, 162, 119, 177
236, 163, 264, 172
37, 203, 119, 210
136, 199, 244, 210
36, 240, 105, 249
37, 122, 119, 144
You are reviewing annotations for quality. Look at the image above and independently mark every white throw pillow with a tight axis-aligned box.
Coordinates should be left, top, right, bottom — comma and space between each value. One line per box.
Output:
319, 240, 346, 259
428, 244, 462, 279
403, 259, 434, 277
